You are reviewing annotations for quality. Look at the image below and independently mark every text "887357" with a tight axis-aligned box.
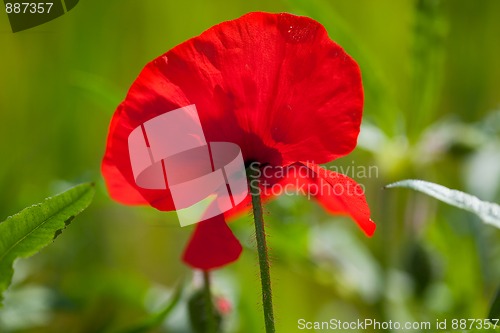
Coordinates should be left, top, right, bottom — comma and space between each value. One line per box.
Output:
5, 2, 53, 14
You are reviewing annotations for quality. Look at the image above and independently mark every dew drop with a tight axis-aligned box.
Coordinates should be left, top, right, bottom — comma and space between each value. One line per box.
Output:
278, 15, 316, 43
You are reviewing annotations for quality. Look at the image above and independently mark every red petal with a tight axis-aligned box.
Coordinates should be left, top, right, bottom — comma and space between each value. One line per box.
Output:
294, 162, 376, 236
102, 103, 147, 205
182, 215, 242, 270
101, 155, 146, 205
102, 103, 177, 210
307, 162, 375, 236
102, 12, 364, 201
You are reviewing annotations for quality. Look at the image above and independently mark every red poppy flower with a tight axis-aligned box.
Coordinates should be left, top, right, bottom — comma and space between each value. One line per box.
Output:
102, 12, 375, 271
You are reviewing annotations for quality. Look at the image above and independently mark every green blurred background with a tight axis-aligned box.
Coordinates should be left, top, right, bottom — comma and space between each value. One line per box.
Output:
1, 0, 500, 332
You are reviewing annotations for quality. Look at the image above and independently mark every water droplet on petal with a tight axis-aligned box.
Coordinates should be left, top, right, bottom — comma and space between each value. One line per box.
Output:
277, 14, 319, 43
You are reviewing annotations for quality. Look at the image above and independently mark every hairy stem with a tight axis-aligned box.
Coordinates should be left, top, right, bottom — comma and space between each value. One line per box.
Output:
248, 165, 276, 333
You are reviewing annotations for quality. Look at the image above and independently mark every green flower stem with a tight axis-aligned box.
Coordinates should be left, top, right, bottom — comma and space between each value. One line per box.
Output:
203, 270, 216, 333
248, 165, 276, 333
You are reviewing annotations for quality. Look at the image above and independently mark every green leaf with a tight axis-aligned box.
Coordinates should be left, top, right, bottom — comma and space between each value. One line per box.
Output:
385, 179, 500, 228
0, 183, 95, 305
117, 281, 184, 333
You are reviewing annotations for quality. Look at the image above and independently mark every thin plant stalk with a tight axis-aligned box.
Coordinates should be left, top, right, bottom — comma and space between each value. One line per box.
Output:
248, 165, 276, 333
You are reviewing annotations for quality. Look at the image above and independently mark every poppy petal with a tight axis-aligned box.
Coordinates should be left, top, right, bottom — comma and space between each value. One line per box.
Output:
103, 12, 364, 200
102, 155, 147, 205
298, 162, 376, 236
274, 162, 376, 236
102, 103, 149, 205
102, 102, 180, 211
182, 214, 243, 270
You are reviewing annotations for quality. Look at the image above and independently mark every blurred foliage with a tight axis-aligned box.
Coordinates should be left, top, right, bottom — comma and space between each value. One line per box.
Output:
1, 0, 500, 332
187, 287, 222, 333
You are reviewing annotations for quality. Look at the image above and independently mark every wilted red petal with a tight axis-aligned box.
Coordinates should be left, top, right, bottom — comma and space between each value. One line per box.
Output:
182, 215, 242, 270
